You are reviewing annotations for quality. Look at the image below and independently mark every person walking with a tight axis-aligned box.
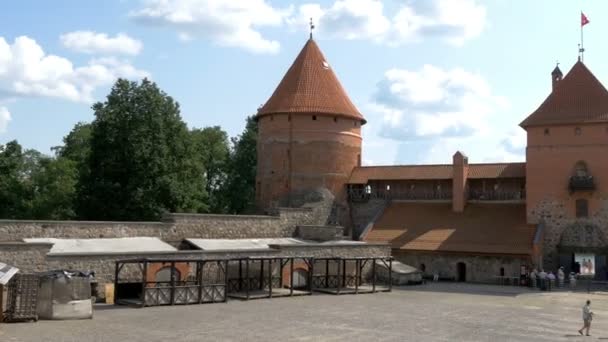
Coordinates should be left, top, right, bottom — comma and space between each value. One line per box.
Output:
578, 300, 594, 336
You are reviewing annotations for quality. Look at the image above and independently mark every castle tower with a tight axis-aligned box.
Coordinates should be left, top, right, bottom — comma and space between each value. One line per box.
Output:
255, 38, 366, 211
521, 60, 608, 270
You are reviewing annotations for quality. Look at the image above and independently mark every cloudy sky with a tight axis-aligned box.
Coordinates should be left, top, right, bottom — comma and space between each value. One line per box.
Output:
2, 0, 608, 165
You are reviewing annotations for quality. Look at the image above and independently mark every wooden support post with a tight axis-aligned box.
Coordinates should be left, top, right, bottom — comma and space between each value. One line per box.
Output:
336, 260, 341, 295
342, 259, 346, 289
198, 261, 204, 304
141, 261, 148, 307
309, 258, 314, 293
372, 259, 377, 293
246, 260, 250, 300
268, 259, 273, 298
260, 259, 265, 290
290, 258, 294, 296
223, 260, 229, 303
170, 261, 176, 305
114, 261, 120, 306
325, 259, 329, 288
238, 260, 243, 291
279, 258, 284, 287
388, 258, 393, 292
355, 259, 359, 294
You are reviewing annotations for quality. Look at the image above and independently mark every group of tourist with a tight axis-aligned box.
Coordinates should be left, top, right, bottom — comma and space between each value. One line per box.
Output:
528, 266, 576, 290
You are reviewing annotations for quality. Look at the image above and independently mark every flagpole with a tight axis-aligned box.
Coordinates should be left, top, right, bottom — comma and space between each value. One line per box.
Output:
580, 11, 584, 61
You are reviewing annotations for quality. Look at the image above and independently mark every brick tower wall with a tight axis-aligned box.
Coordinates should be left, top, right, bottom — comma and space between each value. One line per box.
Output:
525, 124, 608, 270
256, 113, 362, 211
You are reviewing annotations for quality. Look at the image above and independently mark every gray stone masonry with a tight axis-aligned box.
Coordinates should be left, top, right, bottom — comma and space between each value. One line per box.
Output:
530, 198, 608, 270
0, 204, 331, 244
394, 252, 528, 283
296, 225, 344, 241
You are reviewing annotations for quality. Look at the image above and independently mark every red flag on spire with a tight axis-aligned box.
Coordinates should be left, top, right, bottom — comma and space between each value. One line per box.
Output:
581, 12, 590, 26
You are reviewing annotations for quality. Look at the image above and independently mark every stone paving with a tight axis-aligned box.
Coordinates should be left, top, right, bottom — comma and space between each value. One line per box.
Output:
2, 283, 608, 341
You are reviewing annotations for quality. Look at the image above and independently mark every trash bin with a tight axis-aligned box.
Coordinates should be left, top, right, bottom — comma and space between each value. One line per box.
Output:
36, 270, 94, 320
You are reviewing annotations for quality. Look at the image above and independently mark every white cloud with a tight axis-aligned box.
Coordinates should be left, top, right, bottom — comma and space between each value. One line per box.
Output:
131, 0, 292, 54
366, 64, 523, 164
373, 64, 504, 139
0, 36, 148, 133
0, 36, 149, 104
60, 31, 143, 56
0, 107, 10, 133
289, 0, 486, 46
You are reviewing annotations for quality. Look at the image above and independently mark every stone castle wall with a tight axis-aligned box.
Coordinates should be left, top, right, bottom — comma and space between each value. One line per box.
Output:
394, 251, 528, 283
0, 205, 331, 244
530, 198, 608, 270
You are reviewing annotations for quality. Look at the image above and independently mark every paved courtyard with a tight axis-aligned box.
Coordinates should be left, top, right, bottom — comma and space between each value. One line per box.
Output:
2, 283, 608, 341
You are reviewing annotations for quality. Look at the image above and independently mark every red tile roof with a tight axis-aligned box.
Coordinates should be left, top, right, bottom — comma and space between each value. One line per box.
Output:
348, 163, 525, 184
467, 163, 526, 179
363, 202, 535, 256
520, 61, 608, 127
257, 39, 365, 123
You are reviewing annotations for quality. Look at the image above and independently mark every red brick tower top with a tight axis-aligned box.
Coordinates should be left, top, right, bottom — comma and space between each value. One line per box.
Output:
520, 60, 608, 128
257, 38, 366, 124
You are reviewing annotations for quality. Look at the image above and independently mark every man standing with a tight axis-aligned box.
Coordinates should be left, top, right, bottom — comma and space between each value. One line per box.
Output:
579, 300, 593, 336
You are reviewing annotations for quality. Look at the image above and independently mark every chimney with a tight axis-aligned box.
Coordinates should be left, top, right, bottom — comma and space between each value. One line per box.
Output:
551, 64, 563, 92
452, 151, 468, 213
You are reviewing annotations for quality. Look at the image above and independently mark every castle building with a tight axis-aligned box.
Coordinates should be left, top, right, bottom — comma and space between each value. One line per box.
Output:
258, 37, 608, 282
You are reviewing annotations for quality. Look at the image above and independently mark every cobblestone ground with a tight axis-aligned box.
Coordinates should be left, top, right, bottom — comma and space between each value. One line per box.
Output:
2, 283, 608, 342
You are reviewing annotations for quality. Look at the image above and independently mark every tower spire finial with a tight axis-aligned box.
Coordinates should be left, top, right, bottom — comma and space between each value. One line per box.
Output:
309, 17, 315, 40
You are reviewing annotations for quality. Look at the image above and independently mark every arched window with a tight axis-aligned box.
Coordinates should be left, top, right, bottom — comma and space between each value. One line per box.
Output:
574, 161, 588, 177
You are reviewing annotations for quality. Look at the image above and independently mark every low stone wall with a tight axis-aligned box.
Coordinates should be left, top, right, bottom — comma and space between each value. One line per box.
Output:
393, 251, 529, 283
0, 204, 332, 243
0, 242, 53, 273
296, 225, 344, 241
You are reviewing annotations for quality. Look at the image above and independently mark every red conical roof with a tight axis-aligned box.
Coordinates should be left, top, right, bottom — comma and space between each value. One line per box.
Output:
257, 39, 365, 123
520, 61, 608, 128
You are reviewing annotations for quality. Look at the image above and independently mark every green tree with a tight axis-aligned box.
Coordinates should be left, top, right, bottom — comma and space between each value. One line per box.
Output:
77, 78, 206, 220
225, 116, 257, 214
53, 122, 92, 167
0, 140, 30, 218
190, 126, 230, 213
29, 156, 78, 219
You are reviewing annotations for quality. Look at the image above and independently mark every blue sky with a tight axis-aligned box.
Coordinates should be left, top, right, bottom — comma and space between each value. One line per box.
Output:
1, 0, 607, 165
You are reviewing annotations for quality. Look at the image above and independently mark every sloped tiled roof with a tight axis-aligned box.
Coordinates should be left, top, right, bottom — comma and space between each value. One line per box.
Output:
257, 39, 365, 123
520, 61, 608, 127
363, 203, 535, 255
347, 163, 525, 184
467, 163, 526, 179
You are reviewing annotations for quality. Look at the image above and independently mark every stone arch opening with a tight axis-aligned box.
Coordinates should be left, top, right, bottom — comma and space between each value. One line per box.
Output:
456, 262, 466, 282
